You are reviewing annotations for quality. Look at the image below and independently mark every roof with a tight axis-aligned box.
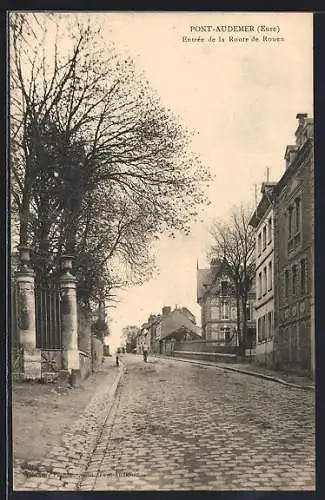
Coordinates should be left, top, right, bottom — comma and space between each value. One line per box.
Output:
197, 259, 231, 302
160, 309, 201, 340
197, 268, 212, 302
249, 185, 276, 228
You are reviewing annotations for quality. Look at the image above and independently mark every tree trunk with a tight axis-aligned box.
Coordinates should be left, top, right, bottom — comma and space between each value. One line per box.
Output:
241, 292, 248, 353
18, 151, 34, 247
19, 188, 31, 246
235, 285, 242, 349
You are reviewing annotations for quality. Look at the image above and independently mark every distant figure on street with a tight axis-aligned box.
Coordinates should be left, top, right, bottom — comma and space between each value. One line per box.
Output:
116, 347, 121, 367
142, 342, 149, 363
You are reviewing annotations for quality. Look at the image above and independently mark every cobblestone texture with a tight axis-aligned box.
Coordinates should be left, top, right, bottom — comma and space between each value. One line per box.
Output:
13, 355, 315, 491
82, 355, 315, 491
13, 366, 123, 491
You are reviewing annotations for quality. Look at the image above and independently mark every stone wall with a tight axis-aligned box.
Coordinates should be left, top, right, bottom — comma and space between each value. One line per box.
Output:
92, 336, 104, 370
77, 305, 104, 378
79, 351, 91, 380
77, 305, 92, 356
173, 350, 237, 363
174, 340, 238, 355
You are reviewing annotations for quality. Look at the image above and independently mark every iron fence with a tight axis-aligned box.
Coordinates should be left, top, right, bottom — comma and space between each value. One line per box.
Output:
35, 281, 62, 349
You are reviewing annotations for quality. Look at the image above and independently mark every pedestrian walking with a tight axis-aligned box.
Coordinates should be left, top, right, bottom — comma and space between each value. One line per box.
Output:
142, 342, 149, 363
116, 347, 120, 367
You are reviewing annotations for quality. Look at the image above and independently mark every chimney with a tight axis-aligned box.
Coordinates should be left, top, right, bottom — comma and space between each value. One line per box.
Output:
296, 112, 308, 126
162, 306, 171, 316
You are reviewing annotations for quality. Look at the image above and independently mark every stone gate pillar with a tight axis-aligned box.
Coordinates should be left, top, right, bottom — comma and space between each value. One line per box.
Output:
59, 255, 80, 375
15, 246, 41, 380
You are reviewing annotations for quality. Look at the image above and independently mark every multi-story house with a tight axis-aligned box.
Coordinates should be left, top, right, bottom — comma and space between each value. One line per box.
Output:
249, 182, 277, 365
197, 259, 256, 347
273, 113, 314, 376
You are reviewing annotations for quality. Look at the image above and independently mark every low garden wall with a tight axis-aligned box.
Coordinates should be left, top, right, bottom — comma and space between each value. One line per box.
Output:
92, 336, 104, 370
174, 340, 239, 355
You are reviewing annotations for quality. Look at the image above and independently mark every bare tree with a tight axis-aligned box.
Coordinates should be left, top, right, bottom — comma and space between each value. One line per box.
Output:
209, 204, 255, 353
10, 13, 212, 305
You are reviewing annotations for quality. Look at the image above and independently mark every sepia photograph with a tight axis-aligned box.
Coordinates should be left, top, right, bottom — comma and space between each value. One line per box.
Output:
9, 11, 314, 492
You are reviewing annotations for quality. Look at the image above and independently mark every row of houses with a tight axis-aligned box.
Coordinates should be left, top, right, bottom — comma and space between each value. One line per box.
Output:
197, 113, 314, 376
250, 112, 314, 375
135, 306, 201, 356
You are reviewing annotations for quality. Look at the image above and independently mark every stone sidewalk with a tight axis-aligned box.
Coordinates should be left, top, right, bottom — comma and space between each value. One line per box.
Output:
13, 359, 124, 491
153, 354, 314, 391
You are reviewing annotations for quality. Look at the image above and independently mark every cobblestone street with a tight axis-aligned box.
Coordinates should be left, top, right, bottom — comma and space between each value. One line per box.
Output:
13, 354, 315, 491
81, 355, 315, 491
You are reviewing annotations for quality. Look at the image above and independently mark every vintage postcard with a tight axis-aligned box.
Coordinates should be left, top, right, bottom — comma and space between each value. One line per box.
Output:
9, 11, 314, 492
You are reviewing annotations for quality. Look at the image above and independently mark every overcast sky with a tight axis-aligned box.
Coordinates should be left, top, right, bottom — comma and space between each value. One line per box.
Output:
96, 12, 313, 349
14, 12, 312, 348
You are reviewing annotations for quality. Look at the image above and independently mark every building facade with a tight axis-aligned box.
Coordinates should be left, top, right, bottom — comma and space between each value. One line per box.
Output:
149, 306, 201, 354
249, 182, 276, 365
197, 259, 255, 347
273, 113, 314, 375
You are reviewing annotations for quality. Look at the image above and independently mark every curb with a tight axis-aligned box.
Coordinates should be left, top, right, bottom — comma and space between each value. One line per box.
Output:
76, 365, 124, 490
106, 365, 124, 401
153, 354, 314, 392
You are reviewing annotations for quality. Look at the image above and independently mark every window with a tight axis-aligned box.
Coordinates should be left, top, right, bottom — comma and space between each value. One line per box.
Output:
295, 197, 301, 233
221, 281, 229, 296
224, 328, 231, 343
288, 206, 293, 239
262, 226, 267, 250
285, 270, 290, 297
268, 261, 273, 291
259, 317, 264, 342
263, 267, 267, 295
258, 233, 262, 256
261, 316, 266, 340
257, 318, 262, 343
292, 265, 297, 295
221, 301, 229, 319
220, 327, 231, 343
258, 272, 262, 299
267, 311, 273, 339
268, 217, 272, 243
301, 259, 307, 294
246, 304, 251, 321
